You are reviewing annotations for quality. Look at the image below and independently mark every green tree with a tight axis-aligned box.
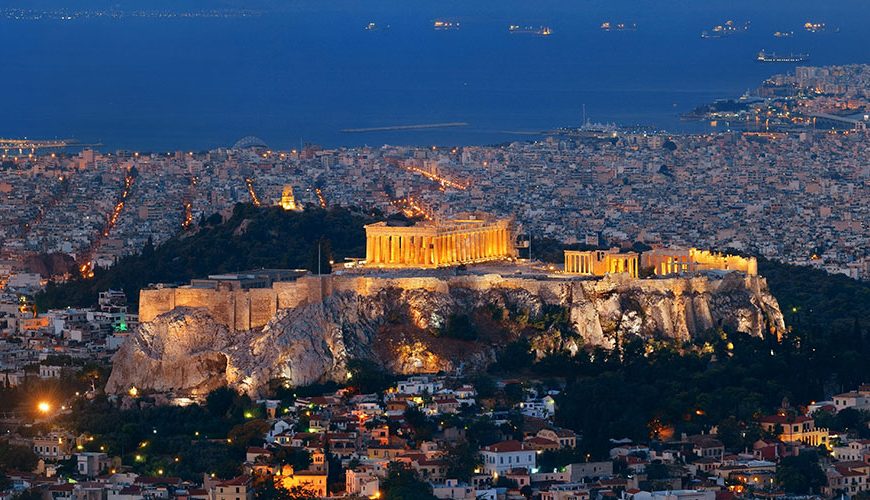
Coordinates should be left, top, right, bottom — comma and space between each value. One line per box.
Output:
347, 359, 395, 394
0, 442, 38, 472
777, 452, 826, 494
472, 375, 497, 399
227, 420, 271, 449
492, 338, 534, 372
503, 382, 525, 405
253, 479, 318, 500
441, 314, 478, 341
444, 442, 482, 482
206, 387, 239, 419
380, 463, 438, 500
272, 447, 311, 471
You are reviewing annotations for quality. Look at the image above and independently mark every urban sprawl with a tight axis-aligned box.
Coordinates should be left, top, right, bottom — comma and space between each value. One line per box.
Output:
0, 64, 868, 500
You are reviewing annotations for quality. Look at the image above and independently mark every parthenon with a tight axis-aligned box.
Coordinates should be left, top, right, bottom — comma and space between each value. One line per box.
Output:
564, 249, 639, 278
364, 217, 514, 268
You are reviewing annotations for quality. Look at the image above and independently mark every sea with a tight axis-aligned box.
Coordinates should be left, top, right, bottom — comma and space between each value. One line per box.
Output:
1, 0, 868, 151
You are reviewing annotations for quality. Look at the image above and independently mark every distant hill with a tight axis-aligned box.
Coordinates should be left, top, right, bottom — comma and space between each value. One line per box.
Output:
36, 203, 379, 310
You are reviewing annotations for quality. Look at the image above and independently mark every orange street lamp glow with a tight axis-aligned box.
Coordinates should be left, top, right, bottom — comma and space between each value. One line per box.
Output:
37, 402, 51, 413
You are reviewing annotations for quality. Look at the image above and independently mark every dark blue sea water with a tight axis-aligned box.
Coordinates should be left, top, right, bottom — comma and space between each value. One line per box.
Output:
1, 0, 868, 150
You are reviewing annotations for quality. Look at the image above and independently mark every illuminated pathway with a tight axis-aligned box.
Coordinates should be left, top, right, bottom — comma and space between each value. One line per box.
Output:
182, 201, 193, 230
401, 163, 467, 191
79, 172, 135, 278
391, 196, 433, 220
314, 188, 327, 208
245, 178, 262, 207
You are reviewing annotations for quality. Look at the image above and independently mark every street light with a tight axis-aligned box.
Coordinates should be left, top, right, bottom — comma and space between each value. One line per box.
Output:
37, 401, 51, 414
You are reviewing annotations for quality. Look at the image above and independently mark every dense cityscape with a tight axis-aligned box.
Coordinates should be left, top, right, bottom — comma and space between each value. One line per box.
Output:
1, 6, 869, 498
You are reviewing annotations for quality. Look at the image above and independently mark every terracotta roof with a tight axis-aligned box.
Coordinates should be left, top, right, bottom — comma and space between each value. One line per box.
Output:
135, 476, 182, 485
483, 440, 531, 453
759, 414, 812, 424
216, 475, 251, 487
525, 437, 559, 446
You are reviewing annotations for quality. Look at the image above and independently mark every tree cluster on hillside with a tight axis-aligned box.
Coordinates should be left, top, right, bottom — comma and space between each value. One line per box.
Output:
36, 204, 377, 309
55, 389, 261, 480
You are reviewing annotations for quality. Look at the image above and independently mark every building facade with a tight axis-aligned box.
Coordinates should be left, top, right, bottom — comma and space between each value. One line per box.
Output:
563, 249, 639, 278
480, 440, 536, 475
758, 414, 829, 447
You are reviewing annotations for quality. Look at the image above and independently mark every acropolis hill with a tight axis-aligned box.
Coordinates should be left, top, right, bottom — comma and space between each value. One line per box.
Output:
109, 217, 784, 396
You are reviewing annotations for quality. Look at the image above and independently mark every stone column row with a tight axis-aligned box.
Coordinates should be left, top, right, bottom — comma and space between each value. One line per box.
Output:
565, 252, 594, 274
608, 256, 639, 277
367, 226, 510, 267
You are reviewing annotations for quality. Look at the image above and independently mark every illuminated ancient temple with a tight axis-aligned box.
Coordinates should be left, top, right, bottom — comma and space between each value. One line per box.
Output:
641, 247, 757, 276
364, 217, 513, 268
280, 185, 301, 211
563, 249, 639, 278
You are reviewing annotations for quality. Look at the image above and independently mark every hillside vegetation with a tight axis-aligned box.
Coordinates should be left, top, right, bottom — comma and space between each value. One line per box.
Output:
37, 203, 377, 309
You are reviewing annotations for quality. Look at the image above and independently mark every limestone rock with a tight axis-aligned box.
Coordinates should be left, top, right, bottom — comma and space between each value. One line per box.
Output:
107, 272, 785, 396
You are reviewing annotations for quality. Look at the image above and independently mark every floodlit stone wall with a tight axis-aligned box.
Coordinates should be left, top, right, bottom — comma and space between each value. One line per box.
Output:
641, 248, 758, 276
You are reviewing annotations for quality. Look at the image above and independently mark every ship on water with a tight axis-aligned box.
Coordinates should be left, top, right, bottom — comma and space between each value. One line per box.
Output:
773, 31, 794, 38
433, 19, 460, 31
600, 21, 637, 31
508, 24, 552, 36
756, 50, 809, 63
804, 21, 826, 33
701, 19, 750, 38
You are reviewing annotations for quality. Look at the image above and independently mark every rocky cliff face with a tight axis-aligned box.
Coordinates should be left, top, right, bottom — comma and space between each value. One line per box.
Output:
106, 272, 785, 396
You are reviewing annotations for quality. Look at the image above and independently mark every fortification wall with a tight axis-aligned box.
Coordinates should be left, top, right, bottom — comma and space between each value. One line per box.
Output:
331, 276, 449, 296
139, 278, 318, 333
139, 269, 769, 334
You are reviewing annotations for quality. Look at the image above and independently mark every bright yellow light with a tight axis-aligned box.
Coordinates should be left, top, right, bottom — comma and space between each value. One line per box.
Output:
37, 402, 51, 413
244, 411, 253, 419
128, 386, 139, 397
